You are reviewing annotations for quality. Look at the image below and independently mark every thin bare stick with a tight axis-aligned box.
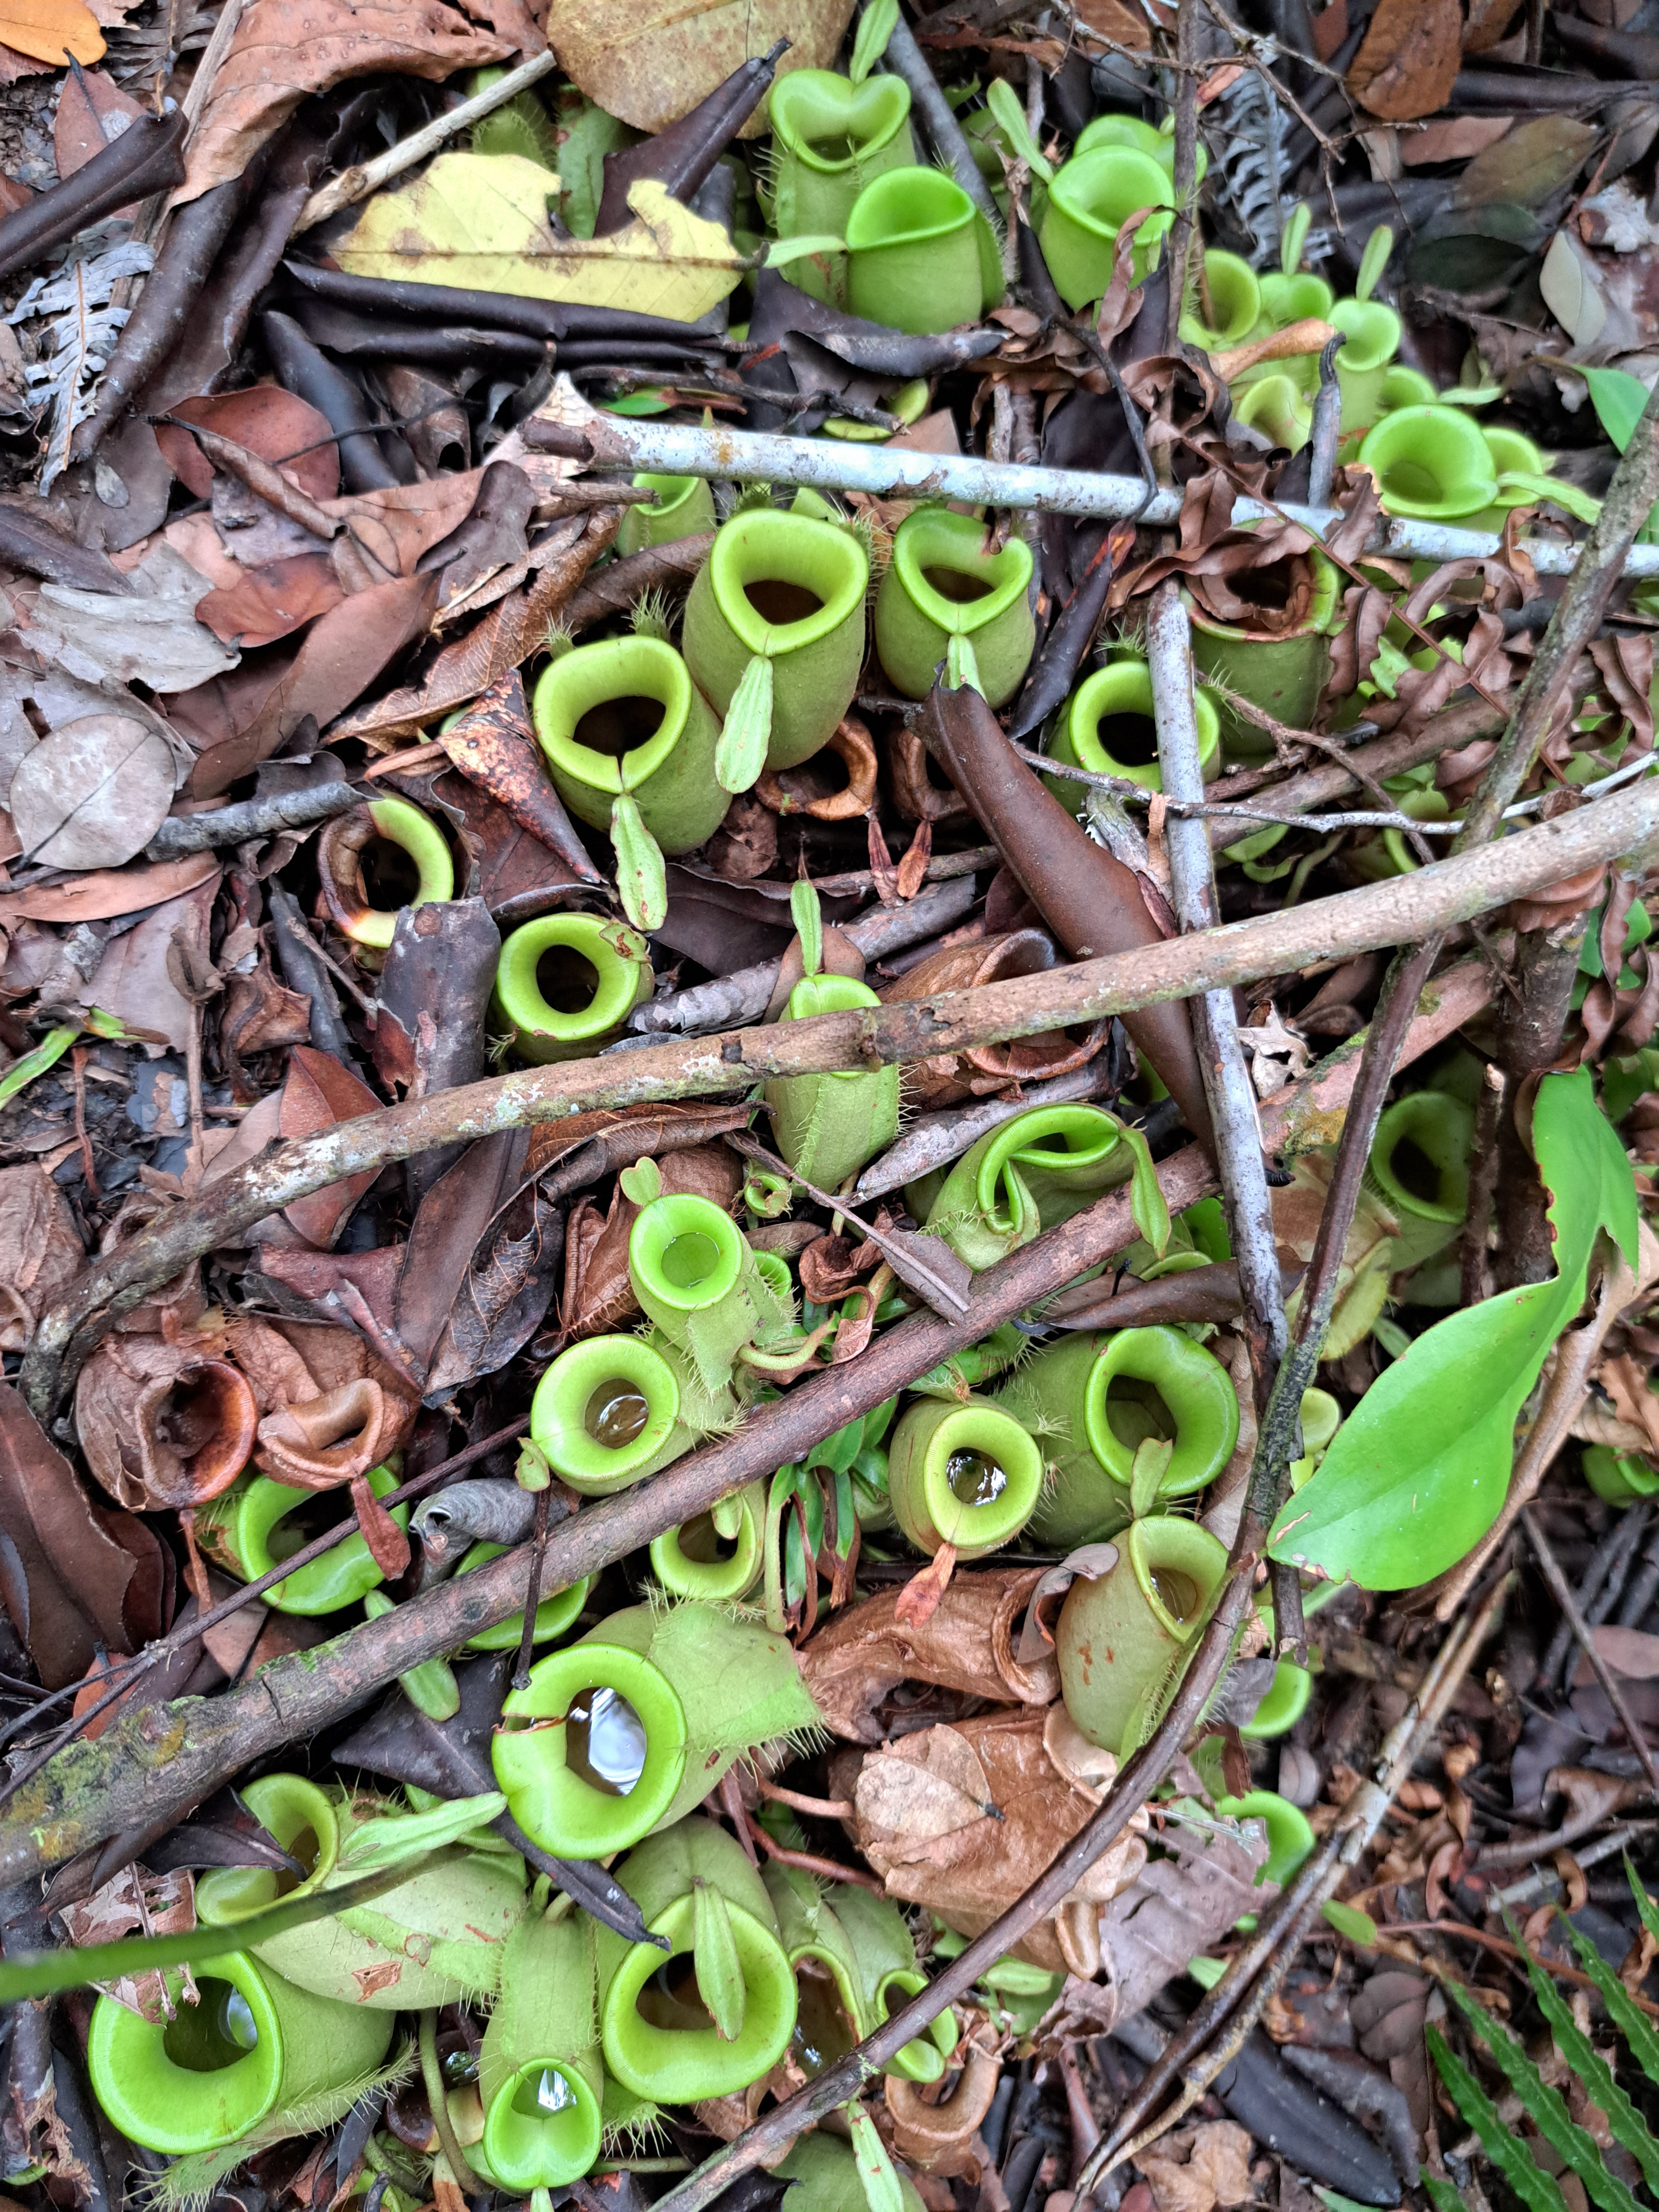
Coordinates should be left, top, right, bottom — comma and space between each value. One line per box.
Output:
294, 46, 560, 233
1523, 1504, 1659, 1798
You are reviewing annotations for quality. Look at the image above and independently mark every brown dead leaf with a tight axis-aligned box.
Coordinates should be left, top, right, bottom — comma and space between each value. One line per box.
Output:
1347, 0, 1460, 121
852, 1710, 1148, 1973
53, 65, 144, 191
75, 1331, 258, 1512
557, 0, 856, 137
1400, 116, 1513, 167
0, 1381, 169, 1689
1096, 1819, 1271, 2023
561, 1144, 742, 1338
1071, 0, 1152, 42
800, 1566, 1058, 1743
0, 0, 103, 66
0, 852, 219, 926
79, 874, 220, 1053
278, 1045, 383, 1248
1463, 0, 1526, 51
0, 1166, 83, 1351
1454, 115, 1599, 208
196, 553, 344, 649
894, 1542, 957, 1630
177, 0, 514, 200
57, 1866, 195, 2021
155, 387, 340, 504
1137, 2123, 1255, 2212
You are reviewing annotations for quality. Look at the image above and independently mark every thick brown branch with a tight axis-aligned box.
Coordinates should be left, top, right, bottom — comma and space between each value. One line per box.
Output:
22, 784, 1658, 1418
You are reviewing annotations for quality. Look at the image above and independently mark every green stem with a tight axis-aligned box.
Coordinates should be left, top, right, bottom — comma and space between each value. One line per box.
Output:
420, 2008, 483, 2195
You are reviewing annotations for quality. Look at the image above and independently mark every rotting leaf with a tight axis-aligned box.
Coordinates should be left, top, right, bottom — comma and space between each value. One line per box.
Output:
337, 156, 748, 322
1346, 0, 1460, 122
1453, 117, 1599, 211
279, 1045, 384, 1249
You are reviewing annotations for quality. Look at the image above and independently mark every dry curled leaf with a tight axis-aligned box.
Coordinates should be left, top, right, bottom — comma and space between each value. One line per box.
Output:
799, 1566, 1059, 1743
1346, 0, 1460, 121
0, 1166, 84, 1352
74, 1332, 258, 1513
177, 0, 514, 200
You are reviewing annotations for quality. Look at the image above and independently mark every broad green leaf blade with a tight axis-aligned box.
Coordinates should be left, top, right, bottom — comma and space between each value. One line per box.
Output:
766, 234, 848, 265
1442, 1977, 1643, 2212
1426, 2025, 1569, 2212
1270, 1069, 1638, 1589
0, 1026, 78, 1110
849, 0, 898, 83
1420, 2177, 1464, 2212
986, 77, 1054, 184
335, 1790, 505, 1872
1563, 1924, 1659, 2090
1584, 366, 1651, 455
850, 2103, 905, 2212
692, 1878, 746, 2041
716, 653, 774, 794
0, 1860, 420, 2004
1129, 1437, 1174, 1519
1322, 1900, 1378, 1947
1356, 223, 1394, 303
946, 632, 984, 696
1117, 1122, 1172, 1258
1511, 1921, 1659, 2194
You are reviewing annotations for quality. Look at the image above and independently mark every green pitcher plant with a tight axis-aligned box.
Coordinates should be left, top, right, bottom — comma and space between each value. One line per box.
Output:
492, 1598, 823, 1859
454, 1545, 592, 1653
1365, 1089, 1475, 1270
617, 471, 717, 556
842, 166, 1003, 334
195, 1775, 524, 2009
766, 972, 902, 1192
473, 1896, 604, 2190
1231, 371, 1312, 456
1180, 248, 1262, 354
1356, 403, 1499, 522
873, 506, 1035, 706
493, 913, 653, 1063
1057, 1515, 1230, 1757
1040, 145, 1174, 308
530, 1332, 684, 1493
759, 69, 916, 304
194, 1461, 407, 1616
531, 634, 727, 932
762, 1854, 957, 2084
1045, 658, 1221, 798
649, 1481, 767, 1602
1074, 110, 1208, 186
593, 1817, 798, 2105
683, 508, 870, 795
774, 2131, 929, 2212
922, 1102, 1169, 1272
87, 1952, 394, 2157
1247, 205, 1332, 346
1001, 1327, 1241, 1545
318, 796, 455, 952
1185, 543, 1341, 764
628, 1176, 794, 1389
886, 1394, 1044, 1558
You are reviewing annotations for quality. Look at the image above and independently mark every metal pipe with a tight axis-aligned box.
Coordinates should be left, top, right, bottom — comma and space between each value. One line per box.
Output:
579, 409, 1659, 575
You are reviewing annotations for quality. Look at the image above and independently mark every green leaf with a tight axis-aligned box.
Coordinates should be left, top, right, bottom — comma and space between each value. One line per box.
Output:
849, 2103, 905, 2212
985, 77, 1054, 184
1628, 1853, 1659, 1947
1356, 223, 1394, 303
1117, 1121, 1172, 1259
1584, 366, 1652, 455
1426, 2025, 1570, 2212
1562, 1922, 1659, 2090
1270, 1068, 1638, 1588
716, 653, 774, 794
832, 1466, 856, 1559
0, 1859, 423, 2004
609, 790, 668, 931
0, 1026, 78, 1110
711, 1492, 746, 1541
336, 1790, 505, 1873
1442, 1976, 1644, 2212
792, 877, 824, 980
849, 0, 899, 83
1420, 2179, 1464, 2212
946, 631, 983, 696
691, 1878, 746, 2041
1129, 1437, 1174, 1519
1506, 1913, 1659, 2194
1321, 1901, 1378, 1947
1281, 201, 1310, 277
766, 234, 849, 265
619, 1155, 664, 1206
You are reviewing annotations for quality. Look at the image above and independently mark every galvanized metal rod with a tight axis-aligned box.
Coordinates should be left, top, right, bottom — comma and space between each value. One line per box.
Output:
576, 405, 1659, 576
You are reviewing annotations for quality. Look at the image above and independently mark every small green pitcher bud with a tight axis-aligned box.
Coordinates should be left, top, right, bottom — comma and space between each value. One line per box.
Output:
630, 1193, 781, 1391
87, 1951, 393, 2155
1057, 1517, 1229, 1758
474, 1906, 604, 2189
618, 472, 717, 556
830, 1881, 958, 2084
887, 1395, 1043, 1559
649, 1481, 767, 1602
493, 1599, 823, 1860
1366, 1090, 1474, 1269
594, 1819, 797, 2104
1045, 659, 1221, 799
924, 1104, 1161, 1272
765, 973, 901, 1191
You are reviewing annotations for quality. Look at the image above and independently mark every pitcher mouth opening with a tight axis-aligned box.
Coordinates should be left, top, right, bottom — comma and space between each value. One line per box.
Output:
533, 637, 689, 794
708, 511, 869, 659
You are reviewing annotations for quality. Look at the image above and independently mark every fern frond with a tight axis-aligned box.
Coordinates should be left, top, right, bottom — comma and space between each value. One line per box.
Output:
1561, 1922, 1659, 2089
1503, 1912, 1659, 2195
1426, 2025, 1569, 2212
9, 229, 153, 491
1440, 1978, 1644, 2212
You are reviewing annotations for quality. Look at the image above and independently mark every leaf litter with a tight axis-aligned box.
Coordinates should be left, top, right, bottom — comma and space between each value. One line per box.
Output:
0, 5, 1655, 2212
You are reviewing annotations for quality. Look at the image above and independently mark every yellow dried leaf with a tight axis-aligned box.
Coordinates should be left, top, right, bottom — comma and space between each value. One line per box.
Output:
0, 0, 103, 64
336, 152, 745, 323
